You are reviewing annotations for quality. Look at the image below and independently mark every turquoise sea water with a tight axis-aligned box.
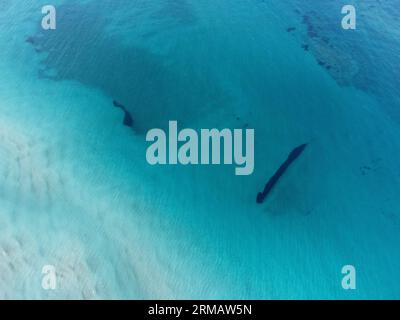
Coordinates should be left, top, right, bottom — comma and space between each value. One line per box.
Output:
0, 0, 399, 299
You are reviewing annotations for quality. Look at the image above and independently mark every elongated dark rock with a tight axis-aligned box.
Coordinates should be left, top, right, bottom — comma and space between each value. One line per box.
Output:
256, 143, 308, 204
113, 100, 134, 128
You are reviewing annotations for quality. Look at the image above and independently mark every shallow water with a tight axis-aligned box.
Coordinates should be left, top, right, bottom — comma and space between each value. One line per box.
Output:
0, 0, 399, 299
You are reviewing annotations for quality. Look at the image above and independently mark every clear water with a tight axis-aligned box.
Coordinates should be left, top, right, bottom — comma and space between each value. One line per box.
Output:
0, 0, 399, 299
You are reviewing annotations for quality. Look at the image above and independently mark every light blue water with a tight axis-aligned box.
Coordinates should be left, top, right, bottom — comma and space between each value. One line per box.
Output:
0, 0, 399, 299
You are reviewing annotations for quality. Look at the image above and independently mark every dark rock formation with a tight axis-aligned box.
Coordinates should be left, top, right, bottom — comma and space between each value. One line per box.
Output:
256, 143, 308, 204
113, 100, 134, 128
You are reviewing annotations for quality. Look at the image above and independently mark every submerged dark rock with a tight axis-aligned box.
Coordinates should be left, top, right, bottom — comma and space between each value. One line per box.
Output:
113, 100, 124, 109
301, 44, 309, 51
256, 143, 308, 204
286, 27, 296, 33
113, 100, 134, 128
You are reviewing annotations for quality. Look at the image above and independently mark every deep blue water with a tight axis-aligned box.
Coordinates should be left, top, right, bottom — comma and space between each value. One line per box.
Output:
0, 0, 399, 299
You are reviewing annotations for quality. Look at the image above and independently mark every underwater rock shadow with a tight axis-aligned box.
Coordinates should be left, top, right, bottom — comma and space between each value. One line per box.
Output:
256, 143, 308, 204
113, 100, 134, 128
28, 1, 226, 134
